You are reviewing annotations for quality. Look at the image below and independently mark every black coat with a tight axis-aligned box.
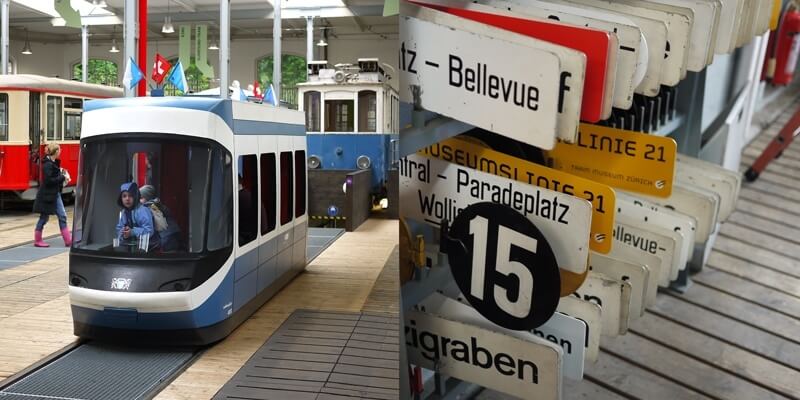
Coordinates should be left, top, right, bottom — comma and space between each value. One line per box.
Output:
32, 157, 65, 215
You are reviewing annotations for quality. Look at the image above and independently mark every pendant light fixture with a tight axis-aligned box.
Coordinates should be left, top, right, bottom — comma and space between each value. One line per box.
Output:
21, 29, 32, 55
162, 1, 174, 34
316, 38, 327, 47
208, 38, 219, 50
108, 25, 119, 53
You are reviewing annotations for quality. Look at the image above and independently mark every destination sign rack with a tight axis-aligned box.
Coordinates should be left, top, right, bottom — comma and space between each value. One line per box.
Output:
398, 0, 765, 398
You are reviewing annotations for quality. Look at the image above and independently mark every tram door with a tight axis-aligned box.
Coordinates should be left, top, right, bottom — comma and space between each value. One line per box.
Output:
28, 92, 40, 183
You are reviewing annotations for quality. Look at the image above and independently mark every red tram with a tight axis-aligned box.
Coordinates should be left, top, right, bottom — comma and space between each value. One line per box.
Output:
0, 75, 122, 200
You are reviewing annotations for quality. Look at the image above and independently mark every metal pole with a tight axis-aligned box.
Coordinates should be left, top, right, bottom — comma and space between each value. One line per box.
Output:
273, 0, 281, 104
81, 25, 88, 83
137, 0, 147, 96
1, 0, 9, 75
220, 0, 230, 99
124, 0, 135, 97
306, 16, 313, 63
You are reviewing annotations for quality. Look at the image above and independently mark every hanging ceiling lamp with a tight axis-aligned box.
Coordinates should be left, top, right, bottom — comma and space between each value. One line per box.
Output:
162, 1, 174, 34
208, 38, 219, 50
316, 38, 327, 47
108, 26, 119, 53
21, 29, 32, 55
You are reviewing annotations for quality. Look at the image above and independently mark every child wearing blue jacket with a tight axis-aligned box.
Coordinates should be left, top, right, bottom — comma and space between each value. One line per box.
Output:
115, 182, 155, 245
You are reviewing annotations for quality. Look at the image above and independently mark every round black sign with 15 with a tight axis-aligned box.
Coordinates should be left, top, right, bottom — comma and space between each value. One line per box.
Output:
446, 202, 560, 330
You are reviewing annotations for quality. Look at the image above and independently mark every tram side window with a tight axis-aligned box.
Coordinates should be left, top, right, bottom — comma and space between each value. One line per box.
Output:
324, 100, 354, 132
64, 112, 82, 140
358, 90, 377, 132
261, 153, 276, 235
304, 91, 321, 132
46, 96, 62, 141
63, 97, 82, 140
207, 150, 233, 252
280, 151, 293, 225
294, 150, 306, 217
0, 93, 8, 141
238, 155, 258, 247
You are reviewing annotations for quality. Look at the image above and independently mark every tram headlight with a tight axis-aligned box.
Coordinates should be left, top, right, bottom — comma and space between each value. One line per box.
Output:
69, 273, 87, 287
159, 278, 193, 292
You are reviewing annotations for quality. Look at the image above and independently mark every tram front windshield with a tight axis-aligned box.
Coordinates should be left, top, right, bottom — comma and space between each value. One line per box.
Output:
72, 135, 233, 257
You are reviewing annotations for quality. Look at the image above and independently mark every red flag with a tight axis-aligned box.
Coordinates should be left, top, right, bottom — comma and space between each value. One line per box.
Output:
151, 54, 172, 85
253, 81, 263, 98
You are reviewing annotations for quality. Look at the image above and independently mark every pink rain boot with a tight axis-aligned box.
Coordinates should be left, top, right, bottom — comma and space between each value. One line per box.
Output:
34, 230, 50, 248
61, 227, 72, 247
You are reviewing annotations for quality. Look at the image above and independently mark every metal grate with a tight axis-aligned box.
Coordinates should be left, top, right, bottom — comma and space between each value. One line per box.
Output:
0, 343, 195, 400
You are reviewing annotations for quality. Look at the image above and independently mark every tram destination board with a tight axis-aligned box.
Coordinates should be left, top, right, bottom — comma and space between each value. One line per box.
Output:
405, 309, 562, 400
399, 4, 562, 149
400, 154, 592, 277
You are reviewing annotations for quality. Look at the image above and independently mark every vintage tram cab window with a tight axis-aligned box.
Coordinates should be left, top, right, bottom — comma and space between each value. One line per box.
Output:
0, 93, 8, 141
72, 134, 233, 258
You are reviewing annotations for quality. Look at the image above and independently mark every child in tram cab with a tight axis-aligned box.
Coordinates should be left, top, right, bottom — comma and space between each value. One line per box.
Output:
115, 182, 155, 247
139, 185, 181, 251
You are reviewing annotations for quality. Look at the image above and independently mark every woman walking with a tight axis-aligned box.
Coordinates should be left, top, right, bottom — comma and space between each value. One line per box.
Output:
32, 143, 71, 247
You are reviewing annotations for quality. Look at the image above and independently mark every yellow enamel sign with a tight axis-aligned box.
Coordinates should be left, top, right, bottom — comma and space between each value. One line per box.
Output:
545, 124, 676, 198
419, 137, 616, 254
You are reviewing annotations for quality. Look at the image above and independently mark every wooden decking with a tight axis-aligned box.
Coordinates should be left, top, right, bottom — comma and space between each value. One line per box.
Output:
0, 218, 398, 399
0, 208, 74, 250
155, 219, 398, 399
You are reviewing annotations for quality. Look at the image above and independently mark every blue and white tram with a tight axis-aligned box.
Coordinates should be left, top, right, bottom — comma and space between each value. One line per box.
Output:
68, 97, 308, 345
297, 58, 399, 201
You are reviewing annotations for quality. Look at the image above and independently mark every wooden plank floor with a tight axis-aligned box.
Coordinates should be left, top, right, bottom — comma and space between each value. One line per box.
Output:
0, 208, 74, 250
156, 218, 398, 399
0, 218, 398, 399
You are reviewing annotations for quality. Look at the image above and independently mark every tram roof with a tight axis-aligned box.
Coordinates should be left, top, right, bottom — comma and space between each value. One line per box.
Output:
0, 74, 122, 98
84, 96, 305, 136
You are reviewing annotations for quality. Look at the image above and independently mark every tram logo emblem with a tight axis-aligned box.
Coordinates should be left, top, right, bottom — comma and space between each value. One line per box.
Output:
111, 278, 132, 290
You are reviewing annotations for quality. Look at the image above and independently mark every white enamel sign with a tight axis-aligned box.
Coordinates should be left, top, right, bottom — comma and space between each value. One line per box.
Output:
564, 0, 691, 86
676, 155, 741, 221
648, 0, 721, 69
399, 154, 592, 274
615, 195, 695, 277
481, 0, 642, 110
614, 217, 678, 286
420, 293, 587, 381
556, 295, 602, 362
409, 0, 588, 142
639, 183, 720, 243
572, 271, 632, 336
608, 241, 662, 304
548, 0, 666, 96
405, 309, 562, 400
400, 6, 562, 149
616, 191, 697, 269
589, 251, 649, 318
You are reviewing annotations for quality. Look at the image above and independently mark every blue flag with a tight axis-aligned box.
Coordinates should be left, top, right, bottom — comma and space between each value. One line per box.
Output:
264, 84, 278, 106
167, 60, 189, 93
122, 57, 144, 90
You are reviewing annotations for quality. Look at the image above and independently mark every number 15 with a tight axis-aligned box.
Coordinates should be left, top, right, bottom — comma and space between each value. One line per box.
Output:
469, 215, 536, 319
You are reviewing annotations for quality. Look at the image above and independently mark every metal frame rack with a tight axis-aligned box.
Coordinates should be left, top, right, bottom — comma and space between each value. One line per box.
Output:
398, 23, 785, 398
